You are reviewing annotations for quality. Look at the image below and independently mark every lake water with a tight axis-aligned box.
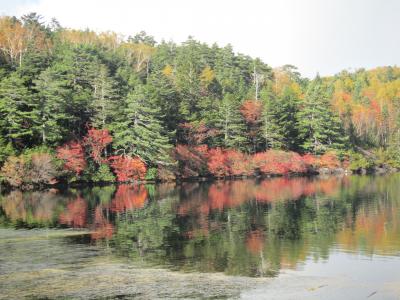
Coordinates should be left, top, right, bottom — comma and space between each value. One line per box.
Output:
1, 175, 400, 299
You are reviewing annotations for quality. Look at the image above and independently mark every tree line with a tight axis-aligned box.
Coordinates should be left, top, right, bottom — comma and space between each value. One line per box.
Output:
0, 13, 399, 186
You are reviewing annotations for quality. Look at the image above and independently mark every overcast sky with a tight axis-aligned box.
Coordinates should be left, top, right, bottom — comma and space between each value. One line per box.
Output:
1, 0, 399, 78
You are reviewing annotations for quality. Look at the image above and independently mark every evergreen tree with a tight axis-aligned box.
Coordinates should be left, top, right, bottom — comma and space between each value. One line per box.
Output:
296, 76, 347, 154
34, 64, 73, 145
112, 84, 172, 164
262, 86, 300, 151
90, 64, 120, 128
213, 93, 247, 149
0, 73, 37, 148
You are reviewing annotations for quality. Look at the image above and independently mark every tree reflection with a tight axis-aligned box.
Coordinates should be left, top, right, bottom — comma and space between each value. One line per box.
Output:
1, 175, 400, 277
59, 196, 88, 228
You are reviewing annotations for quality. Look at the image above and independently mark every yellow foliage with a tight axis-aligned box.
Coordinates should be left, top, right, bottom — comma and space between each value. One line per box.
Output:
200, 66, 215, 86
162, 64, 174, 77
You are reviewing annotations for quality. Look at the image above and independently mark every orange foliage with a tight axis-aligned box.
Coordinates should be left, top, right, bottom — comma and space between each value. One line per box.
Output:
319, 152, 341, 169
240, 100, 263, 124
108, 155, 146, 182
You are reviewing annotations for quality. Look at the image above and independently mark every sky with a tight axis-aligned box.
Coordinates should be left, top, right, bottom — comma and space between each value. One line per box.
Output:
1, 0, 399, 78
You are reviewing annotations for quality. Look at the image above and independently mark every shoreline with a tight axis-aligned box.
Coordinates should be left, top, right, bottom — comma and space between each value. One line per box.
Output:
1, 166, 397, 192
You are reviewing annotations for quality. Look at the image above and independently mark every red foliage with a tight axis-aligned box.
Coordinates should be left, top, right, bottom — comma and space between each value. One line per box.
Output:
225, 149, 254, 176
240, 100, 263, 124
56, 141, 86, 175
59, 196, 87, 228
207, 148, 229, 177
174, 144, 209, 178
207, 148, 254, 177
108, 155, 147, 182
319, 152, 341, 169
110, 185, 148, 212
302, 153, 318, 170
83, 127, 113, 163
253, 150, 307, 175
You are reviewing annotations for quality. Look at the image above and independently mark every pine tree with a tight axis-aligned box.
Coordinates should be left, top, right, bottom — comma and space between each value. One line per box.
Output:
112, 84, 172, 165
296, 76, 347, 154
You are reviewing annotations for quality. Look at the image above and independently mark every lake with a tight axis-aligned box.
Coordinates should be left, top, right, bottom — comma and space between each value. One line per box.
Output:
1, 175, 400, 299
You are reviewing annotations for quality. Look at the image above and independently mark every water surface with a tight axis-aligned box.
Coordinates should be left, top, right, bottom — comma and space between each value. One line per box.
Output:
1, 175, 400, 299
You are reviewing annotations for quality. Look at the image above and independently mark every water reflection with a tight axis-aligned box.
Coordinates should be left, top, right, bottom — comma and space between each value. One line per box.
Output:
1, 175, 400, 277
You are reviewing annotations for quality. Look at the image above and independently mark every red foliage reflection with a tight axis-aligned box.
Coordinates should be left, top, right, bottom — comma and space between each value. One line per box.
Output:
110, 185, 148, 212
246, 230, 264, 254
91, 206, 114, 240
59, 196, 88, 228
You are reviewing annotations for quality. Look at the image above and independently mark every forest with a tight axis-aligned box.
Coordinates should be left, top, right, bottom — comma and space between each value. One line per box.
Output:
1, 13, 400, 187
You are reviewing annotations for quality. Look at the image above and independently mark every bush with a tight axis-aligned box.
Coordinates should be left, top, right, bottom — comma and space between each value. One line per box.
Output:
373, 147, 400, 169
207, 148, 229, 177
319, 151, 341, 169
157, 165, 176, 181
253, 150, 307, 175
108, 155, 147, 182
1, 150, 59, 188
1, 156, 25, 187
92, 164, 115, 182
347, 151, 373, 171
145, 167, 158, 180
173, 144, 209, 178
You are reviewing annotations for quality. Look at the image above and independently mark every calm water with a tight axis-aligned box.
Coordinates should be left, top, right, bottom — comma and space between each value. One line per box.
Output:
1, 175, 400, 299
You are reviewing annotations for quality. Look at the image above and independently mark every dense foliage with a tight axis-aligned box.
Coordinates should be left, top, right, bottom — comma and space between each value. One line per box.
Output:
1, 13, 400, 185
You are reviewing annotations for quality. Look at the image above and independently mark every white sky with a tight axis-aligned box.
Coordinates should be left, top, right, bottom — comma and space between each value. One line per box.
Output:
1, 0, 399, 78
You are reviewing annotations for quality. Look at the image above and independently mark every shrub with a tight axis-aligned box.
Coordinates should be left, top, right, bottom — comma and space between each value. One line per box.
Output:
145, 167, 158, 180
173, 144, 209, 178
108, 155, 147, 182
92, 164, 115, 182
319, 151, 341, 169
253, 150, 307, 175
347, 151, 373, 171
27, 152, 59, 185
226, 149, 254, 176
1, 156, 25, 187
207, 148, 229, 177
83, 127, 113, 163
373, 147, 400, 169
0, 150, 59, 187
56, 141, 86, 176
157, 164, 177, 181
